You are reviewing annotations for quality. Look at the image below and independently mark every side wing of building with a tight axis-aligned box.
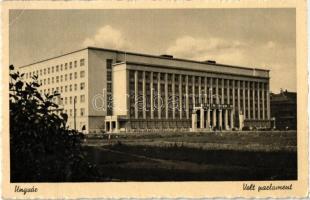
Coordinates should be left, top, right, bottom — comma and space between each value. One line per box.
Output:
19, 49, 90, 132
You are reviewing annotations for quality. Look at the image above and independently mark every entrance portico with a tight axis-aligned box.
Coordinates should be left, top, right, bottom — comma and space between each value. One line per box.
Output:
191, 103, 234, 132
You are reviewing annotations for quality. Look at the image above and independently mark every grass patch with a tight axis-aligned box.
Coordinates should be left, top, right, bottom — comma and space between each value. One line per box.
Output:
82, 143, 297, 181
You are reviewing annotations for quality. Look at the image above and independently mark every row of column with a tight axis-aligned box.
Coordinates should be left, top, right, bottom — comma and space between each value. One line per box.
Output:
133, 70, 270, 120
197, 108, 233, 130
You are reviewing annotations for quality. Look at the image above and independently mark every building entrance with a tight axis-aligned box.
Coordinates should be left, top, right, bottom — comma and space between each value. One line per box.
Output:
191, 103, 234, 132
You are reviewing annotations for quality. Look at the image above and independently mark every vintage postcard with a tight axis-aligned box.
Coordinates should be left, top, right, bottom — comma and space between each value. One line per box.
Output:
1, 0, 308, 198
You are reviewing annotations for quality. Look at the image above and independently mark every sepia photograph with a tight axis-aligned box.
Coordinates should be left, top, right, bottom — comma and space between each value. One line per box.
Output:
9, 8, 298, 182
2, 1, 308, 198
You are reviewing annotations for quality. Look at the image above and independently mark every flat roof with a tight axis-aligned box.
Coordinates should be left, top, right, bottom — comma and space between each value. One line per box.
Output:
113, 61, 269, 79
19, 48, 88, 69
88, 47, 269, 72
19, 46, 270, 72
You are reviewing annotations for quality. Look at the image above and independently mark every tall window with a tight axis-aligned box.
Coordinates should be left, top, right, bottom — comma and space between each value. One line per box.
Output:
80, 82, 85, 90
80, 108, 85, 116
106, 59, 113, 116
80, 95, 85, 103
80, 59, 85, 66
80, 71, 85, 78
107, 59, 112, 70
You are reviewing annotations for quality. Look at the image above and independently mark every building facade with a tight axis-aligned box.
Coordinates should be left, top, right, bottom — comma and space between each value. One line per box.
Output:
19, 47, 271, 133
271, 90, 297, 130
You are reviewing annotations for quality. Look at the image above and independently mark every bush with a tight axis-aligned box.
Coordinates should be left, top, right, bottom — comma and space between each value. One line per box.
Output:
242, 126, 250, 131
9, 65, 98, 182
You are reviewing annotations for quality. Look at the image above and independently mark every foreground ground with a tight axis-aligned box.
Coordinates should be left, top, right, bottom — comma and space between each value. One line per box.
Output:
83, 131, 297, 181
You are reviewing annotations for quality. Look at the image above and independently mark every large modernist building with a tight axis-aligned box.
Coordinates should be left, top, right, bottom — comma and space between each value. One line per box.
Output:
19, 47, 271, 133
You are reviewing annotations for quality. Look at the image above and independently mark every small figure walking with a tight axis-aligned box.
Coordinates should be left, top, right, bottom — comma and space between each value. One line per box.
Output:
108, 133, 111, 145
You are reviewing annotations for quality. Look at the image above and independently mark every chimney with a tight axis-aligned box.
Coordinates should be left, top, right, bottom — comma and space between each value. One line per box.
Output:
205, 60, 216, 64
160, 54, 173, 59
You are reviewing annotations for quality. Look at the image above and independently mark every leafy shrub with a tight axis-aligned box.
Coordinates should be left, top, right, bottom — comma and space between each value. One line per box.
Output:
242, 126, 251, 131
9, 65, 98, 182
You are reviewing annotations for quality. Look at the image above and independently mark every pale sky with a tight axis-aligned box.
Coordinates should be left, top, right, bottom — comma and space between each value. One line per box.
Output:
9, 9, 296, 93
